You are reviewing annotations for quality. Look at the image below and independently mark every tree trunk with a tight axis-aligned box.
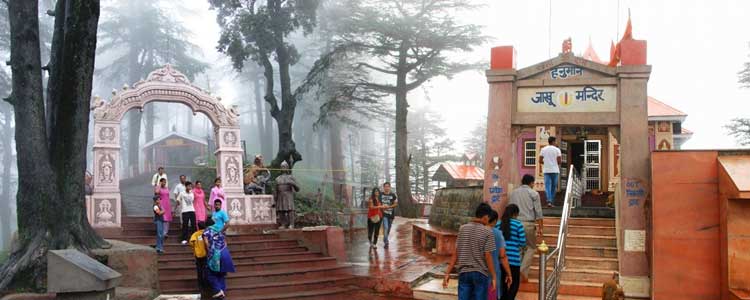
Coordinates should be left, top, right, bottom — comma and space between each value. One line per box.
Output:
45, 0, 103, 250
329, 120, 346, 203
383, 124, 391, 183
395, 86, 415, 217
253, 74, 271, 159
271, 41, 301, 168
1, 0, 104, 290
263, 98, 275, 158
0, 103, 13, 250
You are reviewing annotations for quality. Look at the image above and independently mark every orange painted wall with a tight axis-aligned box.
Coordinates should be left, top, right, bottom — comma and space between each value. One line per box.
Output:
651, 151, 722, 300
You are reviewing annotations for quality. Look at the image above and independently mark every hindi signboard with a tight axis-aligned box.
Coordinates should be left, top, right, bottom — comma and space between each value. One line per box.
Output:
517, 85, 617, 113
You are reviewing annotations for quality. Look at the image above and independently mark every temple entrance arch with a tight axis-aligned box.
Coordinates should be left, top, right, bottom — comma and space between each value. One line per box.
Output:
87, 65, 268, 228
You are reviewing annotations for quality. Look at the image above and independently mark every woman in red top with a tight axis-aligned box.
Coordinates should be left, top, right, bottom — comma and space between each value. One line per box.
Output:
367, 188, 385, 249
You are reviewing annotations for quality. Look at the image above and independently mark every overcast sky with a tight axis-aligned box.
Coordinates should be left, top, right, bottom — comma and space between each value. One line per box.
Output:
183, 0, 750, 151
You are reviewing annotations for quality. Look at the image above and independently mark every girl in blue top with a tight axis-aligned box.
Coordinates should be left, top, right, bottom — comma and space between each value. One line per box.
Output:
497, 204, 525, 300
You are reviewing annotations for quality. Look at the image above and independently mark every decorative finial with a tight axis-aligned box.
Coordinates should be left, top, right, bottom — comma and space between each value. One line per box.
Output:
122, 84, 129, 90
562, 38, 572, 54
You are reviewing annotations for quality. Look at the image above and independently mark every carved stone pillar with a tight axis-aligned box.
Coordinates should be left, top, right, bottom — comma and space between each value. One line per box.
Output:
90, 121, 122, 228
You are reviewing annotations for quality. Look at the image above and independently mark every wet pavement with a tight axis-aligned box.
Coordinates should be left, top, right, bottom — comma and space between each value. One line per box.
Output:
345, 217, 452, 297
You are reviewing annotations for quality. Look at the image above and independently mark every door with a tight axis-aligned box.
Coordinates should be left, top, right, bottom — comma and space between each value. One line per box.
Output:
583, 140, 601, 191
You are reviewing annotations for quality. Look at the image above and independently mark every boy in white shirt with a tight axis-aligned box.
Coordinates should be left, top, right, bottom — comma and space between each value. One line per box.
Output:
176, 181, 196, 245
539, 136, 562, 207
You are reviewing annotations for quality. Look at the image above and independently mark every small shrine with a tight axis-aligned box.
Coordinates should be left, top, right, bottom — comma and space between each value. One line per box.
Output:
141, 131, 209, 172
432, 153, 485, 188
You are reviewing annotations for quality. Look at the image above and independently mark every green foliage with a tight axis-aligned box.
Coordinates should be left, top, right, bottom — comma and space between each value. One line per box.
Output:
191, 167, 217, 191
0, 250, 7, 265
408, 107, 456, 196
210, 0, 320, 72
463, 117, 487, 157
331, 0, 490, 93
96, 0, 208, 86
725, 118, 750, 146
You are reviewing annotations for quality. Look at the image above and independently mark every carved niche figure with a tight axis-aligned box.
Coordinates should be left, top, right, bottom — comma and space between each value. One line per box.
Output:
225, 157, 240, 185
99, 127, 116, 143
96, 199, 115, 225
223, 131, 238, 147
99, 153, 115, 184
229, 198, 244, 222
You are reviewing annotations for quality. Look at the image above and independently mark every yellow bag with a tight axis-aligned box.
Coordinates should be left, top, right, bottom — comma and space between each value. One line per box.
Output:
189, 229, 207, 258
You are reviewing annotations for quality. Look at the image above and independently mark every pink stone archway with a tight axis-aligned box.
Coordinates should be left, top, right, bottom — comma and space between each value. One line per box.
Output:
87, 65, 275, 228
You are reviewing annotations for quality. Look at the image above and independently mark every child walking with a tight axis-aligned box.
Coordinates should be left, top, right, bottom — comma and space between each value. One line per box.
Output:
153, 196, 166, 254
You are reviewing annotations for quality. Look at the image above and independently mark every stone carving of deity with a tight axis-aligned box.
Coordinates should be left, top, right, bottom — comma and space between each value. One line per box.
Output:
96, 199, 115, 225
226, 157, 240, 184
230, 198, 243, 221
99, 127, 115, 143
224, 131, 237, 146
99, 154, 115, 184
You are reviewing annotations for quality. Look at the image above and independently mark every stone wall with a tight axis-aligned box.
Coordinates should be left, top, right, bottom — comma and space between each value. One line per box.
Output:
428, 186, 484, 231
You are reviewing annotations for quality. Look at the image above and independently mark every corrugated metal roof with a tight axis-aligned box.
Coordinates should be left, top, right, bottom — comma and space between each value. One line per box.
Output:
141, 131, 208, 150
433, 162, 485, 181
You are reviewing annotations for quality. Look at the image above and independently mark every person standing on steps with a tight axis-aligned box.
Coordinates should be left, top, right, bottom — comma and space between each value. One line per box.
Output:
203, 204, 235, 299
539, 136, 562, 207
194, 181, 208, 225
153, 196, 166, 254
367, 187, 385, 249
443, 203, 498, 300
155, 178, 173, 238
177, 181, 197, 245
498, 204, 525, 300
379, 182, 398, 249
488, 209, 512, 300
210, 177, 226, 212
212, 199, 230, 233
151, 166, 168, 187
190, 219, 213, 298
275, 161, 300, 229
509, 174, 544, 283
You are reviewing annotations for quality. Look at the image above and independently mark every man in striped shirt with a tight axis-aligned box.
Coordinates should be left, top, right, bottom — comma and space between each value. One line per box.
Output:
443, 203, 497, 300
509, 174, 544, 281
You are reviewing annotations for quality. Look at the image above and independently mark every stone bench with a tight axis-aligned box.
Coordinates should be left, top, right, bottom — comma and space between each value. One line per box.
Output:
412, 223, 457, 256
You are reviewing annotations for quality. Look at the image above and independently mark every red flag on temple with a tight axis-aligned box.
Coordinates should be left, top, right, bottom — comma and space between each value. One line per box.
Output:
608, 15, 634, 67
609, 40, 616, 63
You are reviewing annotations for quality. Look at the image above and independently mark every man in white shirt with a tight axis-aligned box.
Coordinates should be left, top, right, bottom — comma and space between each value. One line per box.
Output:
151, 167, 168, 186
539, 136, 562, 207
173, 175, 187, 200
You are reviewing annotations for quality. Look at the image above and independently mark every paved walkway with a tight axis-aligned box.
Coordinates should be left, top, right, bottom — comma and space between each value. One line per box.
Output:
345, 217, 452, 297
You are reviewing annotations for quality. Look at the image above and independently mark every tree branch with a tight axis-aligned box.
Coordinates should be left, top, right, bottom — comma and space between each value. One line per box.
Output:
356, 62, 398, 75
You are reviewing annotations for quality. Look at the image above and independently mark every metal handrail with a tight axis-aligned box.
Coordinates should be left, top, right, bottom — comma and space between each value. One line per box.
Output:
538, 165, 584, 300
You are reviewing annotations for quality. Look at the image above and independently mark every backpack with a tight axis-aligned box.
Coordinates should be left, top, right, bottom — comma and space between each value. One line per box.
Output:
189, 229, 207, 258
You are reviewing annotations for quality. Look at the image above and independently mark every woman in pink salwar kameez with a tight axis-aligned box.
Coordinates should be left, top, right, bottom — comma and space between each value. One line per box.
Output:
194, 180, 208, 224
154, 178, 172, 236
210, 178, 226, 212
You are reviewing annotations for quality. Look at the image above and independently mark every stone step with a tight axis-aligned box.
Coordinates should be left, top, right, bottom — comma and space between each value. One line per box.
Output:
413, 277, 603, 300
162, 239, 299, 252
530, 255, 619, 271
158, 251, 324, 268
157, 245, 310, 259
543, 234, 617, 247
519, 279, 601, 297
158, 257, 339, 276
564, 245, 618, 258
543, 224, 616, 237
530, 266, 615, 283
543, 217, 615, 227
159, 265, 352, 291
116, 230, 281, 241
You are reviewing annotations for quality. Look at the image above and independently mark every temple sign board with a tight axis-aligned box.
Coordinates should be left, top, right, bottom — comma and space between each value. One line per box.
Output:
518, 85, 617, 113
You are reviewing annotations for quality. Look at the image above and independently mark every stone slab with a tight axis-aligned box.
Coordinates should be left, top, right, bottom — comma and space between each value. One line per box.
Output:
47, 249, 121, 293
91, 240, 159, 295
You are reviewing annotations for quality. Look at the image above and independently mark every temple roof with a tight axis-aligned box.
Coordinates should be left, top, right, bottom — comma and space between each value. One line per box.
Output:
648, 96, 687, 118
432, 162, 484, 182
142, 131, 208, 150
582, 39, 606, 64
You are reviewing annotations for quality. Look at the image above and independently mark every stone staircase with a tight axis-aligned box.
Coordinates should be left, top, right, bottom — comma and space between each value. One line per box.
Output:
520, 216, 617, 298
102, 216, 359, 299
